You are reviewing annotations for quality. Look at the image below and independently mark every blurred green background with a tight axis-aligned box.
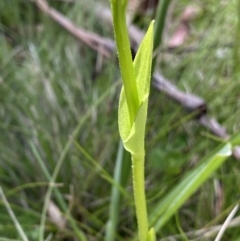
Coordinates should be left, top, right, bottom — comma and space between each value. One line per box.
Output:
0, 0, 240, 240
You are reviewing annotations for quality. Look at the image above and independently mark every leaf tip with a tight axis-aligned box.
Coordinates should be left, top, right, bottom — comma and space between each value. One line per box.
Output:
218, 143, 232, 157
147, 227, 156, 241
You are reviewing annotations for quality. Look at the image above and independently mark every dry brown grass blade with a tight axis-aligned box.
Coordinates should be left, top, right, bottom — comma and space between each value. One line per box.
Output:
47, 200, 66, 229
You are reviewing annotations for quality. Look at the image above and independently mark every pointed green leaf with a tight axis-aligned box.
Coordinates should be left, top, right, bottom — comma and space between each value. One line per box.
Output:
118, 21, 154, 156
134, 20, 155, 102
147, 227, 156, 241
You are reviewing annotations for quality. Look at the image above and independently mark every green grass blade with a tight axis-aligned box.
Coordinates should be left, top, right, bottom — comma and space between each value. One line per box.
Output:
0, 187, 29, 241
152, 0, 172, 71
105, 141, 125, 241
37, 80, 120, 241
0, 239, 21, 241
149, 142, 232, 232
29, 142, 85, 240
74, 141, 131, 201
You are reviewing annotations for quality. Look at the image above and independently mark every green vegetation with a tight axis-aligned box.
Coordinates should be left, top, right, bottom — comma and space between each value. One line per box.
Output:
109, 0, 154, 240
0, 0, 240, 241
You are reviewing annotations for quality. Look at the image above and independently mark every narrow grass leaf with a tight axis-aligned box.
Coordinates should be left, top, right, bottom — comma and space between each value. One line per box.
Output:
38, 80, 120, 241
104, 141, 124, 241
0, 187, 29, 241
0, 239, 21, 241
74, 141, 131, 201
150, 142, 232, 232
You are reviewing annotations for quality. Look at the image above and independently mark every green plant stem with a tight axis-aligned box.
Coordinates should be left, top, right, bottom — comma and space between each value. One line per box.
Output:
110, 0, 139, 124
132, 155, 148, 241
152, 0, 172, 72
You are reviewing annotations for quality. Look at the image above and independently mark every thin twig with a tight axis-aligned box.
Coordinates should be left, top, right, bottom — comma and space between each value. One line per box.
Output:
32, 0, 115, 57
